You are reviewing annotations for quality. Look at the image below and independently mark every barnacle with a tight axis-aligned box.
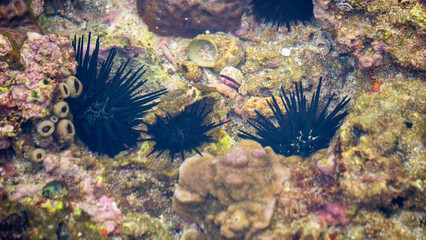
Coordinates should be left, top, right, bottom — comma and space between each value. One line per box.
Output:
65, 76, 82, 98
52, 101, 69, 118
57, 82, 71, 99
36, 120, 55, 137
55, 119, 75, 143
30, 148, 46, 162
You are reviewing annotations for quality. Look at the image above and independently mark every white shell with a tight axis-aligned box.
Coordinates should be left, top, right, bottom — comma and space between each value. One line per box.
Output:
219, 66, 243, 86
281, 47, 291, 57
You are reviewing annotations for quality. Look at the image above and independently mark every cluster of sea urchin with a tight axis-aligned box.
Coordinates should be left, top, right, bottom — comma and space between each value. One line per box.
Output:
251, 0, 314, 29
68, 33, 167, 157
239, 78, 350, 157
142, 101, 225, 161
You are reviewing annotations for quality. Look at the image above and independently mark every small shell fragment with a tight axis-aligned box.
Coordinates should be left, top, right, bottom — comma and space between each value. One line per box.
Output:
281, 47, 291, 57
219, 66, 243, 90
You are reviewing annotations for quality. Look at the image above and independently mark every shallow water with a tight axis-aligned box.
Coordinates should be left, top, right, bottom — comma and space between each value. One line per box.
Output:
0, 0, 425, 239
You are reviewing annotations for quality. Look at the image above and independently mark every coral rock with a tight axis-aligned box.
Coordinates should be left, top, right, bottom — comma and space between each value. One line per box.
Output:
76, 195, 122, 235
0, 0, 44, 61
173, 140, 288, 240
313, 0, 426, 70
277, 158, 335, 220
317, 202, 350, 226
0, 34, 12, 56
242, 97, 275, 119
334, 78, 425, 206
20, 32, 76, 78
0, 32, 77, 144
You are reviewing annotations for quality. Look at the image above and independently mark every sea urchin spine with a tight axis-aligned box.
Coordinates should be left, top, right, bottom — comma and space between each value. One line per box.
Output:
143, 101, 226, 161
239, 77, 350, 157
251, 0, 314, 29
68, 33, 168, 157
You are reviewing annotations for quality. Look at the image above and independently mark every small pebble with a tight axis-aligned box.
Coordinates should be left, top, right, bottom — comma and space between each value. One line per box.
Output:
281, 47, 291, 57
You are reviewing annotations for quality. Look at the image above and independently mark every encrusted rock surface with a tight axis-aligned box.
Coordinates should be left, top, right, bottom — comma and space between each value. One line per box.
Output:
0, 32, 76, 147
174, 140, 287, 240
314, 0, 426, 71
0, 0, 44, 59
136, 0, 247, 37
333, 77, 425, 207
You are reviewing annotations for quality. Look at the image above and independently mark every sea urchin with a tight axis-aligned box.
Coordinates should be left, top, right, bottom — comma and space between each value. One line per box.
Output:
251, 0, 314, 29
238, 77, 350, 157
143, 102, 225, 161
68, 33, 167, 157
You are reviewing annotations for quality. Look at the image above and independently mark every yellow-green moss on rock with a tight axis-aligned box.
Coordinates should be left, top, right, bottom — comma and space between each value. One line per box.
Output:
122, 213, 172, 240
334, 78, 425, 206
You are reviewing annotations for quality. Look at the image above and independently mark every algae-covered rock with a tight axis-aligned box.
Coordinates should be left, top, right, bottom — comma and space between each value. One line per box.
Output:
122, 212, 172, 239
347, 209, 425, 240
173, 140, 288, 240
314, 0, 426, 70
334, 78, 425, 206
179, 61, 203, 83
0, 199, 105, 240
239, 24, 355, 98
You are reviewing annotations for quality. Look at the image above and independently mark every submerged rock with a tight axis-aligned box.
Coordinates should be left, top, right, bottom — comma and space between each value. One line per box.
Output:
174, 140, 287, 240
334, 78, 425, 206
314, 0, 426, 71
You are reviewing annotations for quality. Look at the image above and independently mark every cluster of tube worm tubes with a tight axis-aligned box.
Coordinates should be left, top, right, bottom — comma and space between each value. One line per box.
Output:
30, 75, 83, 163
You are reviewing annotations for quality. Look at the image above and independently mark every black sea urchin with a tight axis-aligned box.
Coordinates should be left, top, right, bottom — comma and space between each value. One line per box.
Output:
68, 33, 167, 157
239, 78, 350, 157
251, 0, 314, 29
143, 102, 225, 161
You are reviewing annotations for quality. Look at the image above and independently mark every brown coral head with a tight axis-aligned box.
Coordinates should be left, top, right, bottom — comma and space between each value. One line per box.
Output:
223, 148, 248, 167
0, 0, 43, 69
137, 0, 247, 37
0, 0, 29, 20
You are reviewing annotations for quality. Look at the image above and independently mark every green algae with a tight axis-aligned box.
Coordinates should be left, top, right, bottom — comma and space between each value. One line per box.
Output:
38, 79, 52, 89
28, 89, 41, 101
